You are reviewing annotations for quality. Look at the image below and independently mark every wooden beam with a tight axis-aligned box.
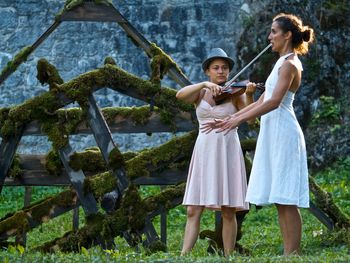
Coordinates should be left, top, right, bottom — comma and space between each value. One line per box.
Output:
22, 111, 195, 136
59, 2, 125, 22
58, 145, 98, 215
0, 127, 24, 192
0, 21, 60, 86
3, 154, 188, 186
111, 7, 191, 87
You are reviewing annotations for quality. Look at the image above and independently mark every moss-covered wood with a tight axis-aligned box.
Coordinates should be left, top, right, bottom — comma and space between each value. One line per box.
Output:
309, 175, 350, 229
36, 183, 185, 252
56, 0, 113, 21
0, 190, 78, 240
36, 58, 64, 89
124, 131, 196, 179
0, 61, 194, 147
149, 43, 185, 84
0, 46, 33, 84
0, 92, 61, 140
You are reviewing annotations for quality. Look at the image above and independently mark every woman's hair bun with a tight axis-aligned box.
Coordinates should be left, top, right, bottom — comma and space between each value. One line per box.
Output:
302, 29, 311, 42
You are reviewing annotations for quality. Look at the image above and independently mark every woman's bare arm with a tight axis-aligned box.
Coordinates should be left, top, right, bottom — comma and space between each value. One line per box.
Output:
176, 81, 221, 105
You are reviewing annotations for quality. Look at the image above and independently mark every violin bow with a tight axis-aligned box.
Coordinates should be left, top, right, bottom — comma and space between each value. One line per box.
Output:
222, 43, 272, 91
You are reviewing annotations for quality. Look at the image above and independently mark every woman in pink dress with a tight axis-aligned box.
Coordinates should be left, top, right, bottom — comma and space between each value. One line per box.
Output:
176, 48, 256, 256
203, 14, 314, 255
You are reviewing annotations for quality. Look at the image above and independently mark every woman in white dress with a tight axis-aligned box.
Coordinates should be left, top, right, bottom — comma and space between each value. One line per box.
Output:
202, 13, 314, 255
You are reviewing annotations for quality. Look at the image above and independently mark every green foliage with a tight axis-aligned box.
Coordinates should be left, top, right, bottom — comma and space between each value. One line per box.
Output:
1, 159, 349, 261
313, 157, 350, 211
311, 96, 341, 125
318, 0, 350, 29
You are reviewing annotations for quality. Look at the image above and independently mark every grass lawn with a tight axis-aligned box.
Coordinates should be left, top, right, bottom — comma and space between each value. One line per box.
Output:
0, 158, 349, 262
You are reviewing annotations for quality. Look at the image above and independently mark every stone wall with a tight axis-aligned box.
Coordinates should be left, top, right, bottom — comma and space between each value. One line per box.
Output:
0, 0, 349, 169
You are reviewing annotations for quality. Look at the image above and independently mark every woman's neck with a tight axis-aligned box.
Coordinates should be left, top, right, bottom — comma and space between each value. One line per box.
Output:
278, 43, 294, 57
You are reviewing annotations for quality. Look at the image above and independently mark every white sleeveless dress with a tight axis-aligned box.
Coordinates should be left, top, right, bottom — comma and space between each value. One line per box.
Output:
245, 53, 309, 208
182, 98, 249, 211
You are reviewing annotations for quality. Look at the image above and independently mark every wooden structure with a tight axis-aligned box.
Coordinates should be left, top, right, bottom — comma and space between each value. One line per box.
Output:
0, 0, 343, 253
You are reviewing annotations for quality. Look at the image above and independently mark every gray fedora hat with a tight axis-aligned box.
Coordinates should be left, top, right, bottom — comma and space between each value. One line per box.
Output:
202, 48, 234, 72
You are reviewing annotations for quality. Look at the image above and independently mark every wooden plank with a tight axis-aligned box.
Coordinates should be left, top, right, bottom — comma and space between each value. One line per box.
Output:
0, 21, 60, 85
4, 154, 188, 186
0, 127, 24, 192
22, 112, 195, 136
308, 201, 334, 230
60, 2, 125, 22
4, 171, 187, 186
111, 7, 191, 87
72, 208, 79, 231
58, 145, 98, 215
86, 95, 129, 191
142, 218, 161, 247
31, 21, 61, 50
160, 207, 167, 244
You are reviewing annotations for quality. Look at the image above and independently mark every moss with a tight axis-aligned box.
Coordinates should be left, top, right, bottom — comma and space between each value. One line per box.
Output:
102, 105, 152, 126
69, 147, 106, 173
104, 56, 116, 65
36, 58, 64, 89
56, 0, 114, 21
143, 183, 186, 211
45, 150, 62, 176
83, 172, 117, 199
0, 107, 10, 129
0, 211, 30, 237
8, 154, 23, 179
63, 0, 113, 11
309, 175, 350, 229
53, 68, 109, 109
145, 240, 167, 254
35, 183, 187, 253
63, 0, 84, 10
41, 108, 85, 150
124, 131, 196, 179
0, 46, 33, 81
102, 64, 193, 114
36, 185, 146, 252
122, 151, 138, 162
108, 147, 125, 171
0, 92, 60, 140
119, 185, 146, 231
149, 43, 185, 83
321, 228, 350, 248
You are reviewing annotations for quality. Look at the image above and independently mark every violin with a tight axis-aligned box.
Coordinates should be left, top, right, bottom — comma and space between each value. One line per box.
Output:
214, 80, 265, 103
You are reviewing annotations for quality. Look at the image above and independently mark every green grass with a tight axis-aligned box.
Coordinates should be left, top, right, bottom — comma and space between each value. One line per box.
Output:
0, 158, 349, 262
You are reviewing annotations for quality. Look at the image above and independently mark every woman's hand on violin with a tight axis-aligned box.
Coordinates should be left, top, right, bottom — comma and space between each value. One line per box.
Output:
203, 81, 222, 97
245, 82, 257, 95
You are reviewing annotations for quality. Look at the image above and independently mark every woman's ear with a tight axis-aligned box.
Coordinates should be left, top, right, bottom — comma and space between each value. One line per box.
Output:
284, 31, 292, 40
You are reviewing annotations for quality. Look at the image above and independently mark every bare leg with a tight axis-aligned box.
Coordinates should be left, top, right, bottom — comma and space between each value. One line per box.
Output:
221, 207, 237, 257
181, 205, 204, 255
276, 204, 302, 255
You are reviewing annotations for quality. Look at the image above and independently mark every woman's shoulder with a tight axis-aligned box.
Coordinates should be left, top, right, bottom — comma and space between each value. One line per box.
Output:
284, 55, 303, 71
281, 56, 302, 73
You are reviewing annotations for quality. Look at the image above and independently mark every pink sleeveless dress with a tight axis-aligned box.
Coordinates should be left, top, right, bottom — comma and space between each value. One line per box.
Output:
182, 98, 249, 211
